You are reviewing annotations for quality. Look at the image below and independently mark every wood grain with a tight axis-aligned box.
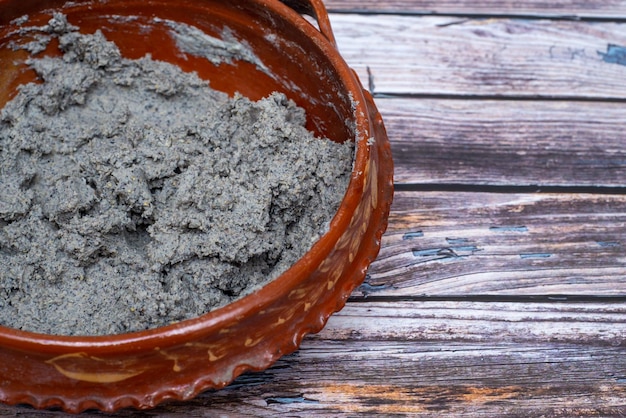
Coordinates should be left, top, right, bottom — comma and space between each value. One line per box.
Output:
8, 301, 624, 417
324, 0, 626, 18
378, 98, 626, 186
182, 342, 626, 417
331, 14, 626, 98
320, 300, 626, 345
359, 191, 626, 297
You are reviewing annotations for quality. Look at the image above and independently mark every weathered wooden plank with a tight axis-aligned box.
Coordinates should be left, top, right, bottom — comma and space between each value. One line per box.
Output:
331, 14, 626, 98
7, 301, 625, 416
377, 98, 626, 187
359, 191, 626, 297
325, 0, 626, 18
192, 342, 626, 417
319, 301, 626, 345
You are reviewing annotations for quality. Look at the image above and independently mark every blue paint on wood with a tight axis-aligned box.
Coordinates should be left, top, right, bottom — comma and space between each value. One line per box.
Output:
412, 248, 442, 257
490, 226, 529, 233
453, 246, 481, 253
358, 282, 391, 295
597, 241, 621, 248
413, 245, 481, 259
446, 237, 469, 244
403, 231, 424, 239
520, 253, 552, 259
266, 396, 319, 405
598, 44, 626, 66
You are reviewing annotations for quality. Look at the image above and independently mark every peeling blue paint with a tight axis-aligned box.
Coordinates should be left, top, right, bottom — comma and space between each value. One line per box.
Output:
490, 226, 529, 233
454, 246, 481, 253
598, 44, 626, 66
597, 241, 621, 248
266, 396, 319, 405
413, 248, 443, 257
520, 253, 552, 259
403, 231, 424, 240
358, 282, 390, 295
413, 245, 481, 259
446, 237, 469, 245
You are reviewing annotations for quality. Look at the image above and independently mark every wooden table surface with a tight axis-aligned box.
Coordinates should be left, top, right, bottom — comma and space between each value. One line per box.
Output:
3, 0, 626, 416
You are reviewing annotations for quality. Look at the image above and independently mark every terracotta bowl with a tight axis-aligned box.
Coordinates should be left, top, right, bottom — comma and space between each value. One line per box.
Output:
0, 0, 393, 412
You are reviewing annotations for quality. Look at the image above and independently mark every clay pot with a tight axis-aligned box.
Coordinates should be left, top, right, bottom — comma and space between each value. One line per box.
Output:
0, 0, 393, 412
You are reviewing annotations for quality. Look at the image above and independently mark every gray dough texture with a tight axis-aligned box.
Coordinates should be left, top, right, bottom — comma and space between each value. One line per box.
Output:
0, 16, 353, 336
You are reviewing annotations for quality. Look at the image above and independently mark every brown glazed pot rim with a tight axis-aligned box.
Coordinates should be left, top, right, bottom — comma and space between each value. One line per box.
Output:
0, 0, 394, 412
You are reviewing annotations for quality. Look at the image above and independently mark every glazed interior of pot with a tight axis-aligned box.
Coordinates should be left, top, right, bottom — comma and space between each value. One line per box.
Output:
0, 0, 356, 145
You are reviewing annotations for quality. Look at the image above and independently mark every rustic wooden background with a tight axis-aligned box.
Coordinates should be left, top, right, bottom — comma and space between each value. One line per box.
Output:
2, 0, 626, 416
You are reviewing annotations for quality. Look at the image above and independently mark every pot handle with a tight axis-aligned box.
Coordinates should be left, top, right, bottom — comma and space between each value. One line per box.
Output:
279, 0, 337, 47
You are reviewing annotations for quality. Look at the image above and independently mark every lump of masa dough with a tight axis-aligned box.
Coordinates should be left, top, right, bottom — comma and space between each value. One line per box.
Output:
0, 20, 353, 336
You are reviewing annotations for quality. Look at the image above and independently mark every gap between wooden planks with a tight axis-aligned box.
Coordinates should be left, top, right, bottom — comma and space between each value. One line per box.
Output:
330, 14, 626, 99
